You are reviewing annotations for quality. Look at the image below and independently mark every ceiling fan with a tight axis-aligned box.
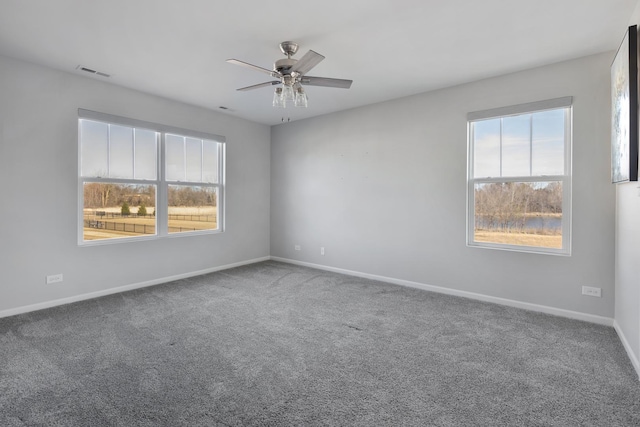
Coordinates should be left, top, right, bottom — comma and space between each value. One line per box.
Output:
227, 41, 353, 108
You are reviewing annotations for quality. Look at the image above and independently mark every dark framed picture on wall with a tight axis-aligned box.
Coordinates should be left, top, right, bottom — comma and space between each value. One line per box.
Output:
611, 24, 638, 183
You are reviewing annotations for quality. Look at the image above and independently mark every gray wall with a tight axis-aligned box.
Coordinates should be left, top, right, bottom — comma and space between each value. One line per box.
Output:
0, 54, 271, 313
271, 53, 615, 319
615, 1, 640, 374
0, 48, 619, 327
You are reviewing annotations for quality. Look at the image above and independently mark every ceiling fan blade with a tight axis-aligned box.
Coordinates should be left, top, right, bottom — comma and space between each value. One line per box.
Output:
227, 59, 278, 77
300, 76, 353, 89
236, 81, 281, 91
290, 50, 325, 75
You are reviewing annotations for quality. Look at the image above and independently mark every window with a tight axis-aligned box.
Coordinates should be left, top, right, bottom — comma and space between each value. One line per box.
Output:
78, 110, 225, 244
467, 97, 572, 255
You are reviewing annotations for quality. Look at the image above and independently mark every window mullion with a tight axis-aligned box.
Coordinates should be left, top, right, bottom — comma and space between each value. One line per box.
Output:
107, 124, 111, 177
183, 137, 187, 182
562, 108, 572, 253
529, 114, 533, 177
158, 133, 168, 237
499, 118, 503, 177
132, 128, 136, 179
201, 140, 204, 182
473, 175, 565, 184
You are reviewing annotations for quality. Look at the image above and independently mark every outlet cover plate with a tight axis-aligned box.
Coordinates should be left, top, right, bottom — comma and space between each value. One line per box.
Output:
582, 286, 601, 297
46, 274, 63, 284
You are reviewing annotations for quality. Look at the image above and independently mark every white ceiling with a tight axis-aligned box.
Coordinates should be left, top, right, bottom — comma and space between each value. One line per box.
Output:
0, 0, 636, 125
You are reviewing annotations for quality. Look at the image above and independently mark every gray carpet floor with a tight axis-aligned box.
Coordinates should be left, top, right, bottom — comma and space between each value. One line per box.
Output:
1, 260, 639, 426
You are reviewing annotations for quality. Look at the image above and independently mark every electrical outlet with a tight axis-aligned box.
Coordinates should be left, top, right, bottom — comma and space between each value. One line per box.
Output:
582, 286, 601, 298
46, 274, 63, 284
320, 247, 325, 255
294, 245, 301, 251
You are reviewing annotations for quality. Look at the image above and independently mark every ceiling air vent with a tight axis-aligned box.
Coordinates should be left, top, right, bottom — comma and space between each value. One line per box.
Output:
76, 65, 110, 78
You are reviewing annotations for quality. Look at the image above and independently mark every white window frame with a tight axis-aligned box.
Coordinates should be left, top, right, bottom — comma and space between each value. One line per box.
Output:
466, 97, 572, 255
78, 109, 225, 245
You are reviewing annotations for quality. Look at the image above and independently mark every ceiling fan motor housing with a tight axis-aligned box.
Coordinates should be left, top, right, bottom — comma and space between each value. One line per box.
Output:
274, 58, 297, 76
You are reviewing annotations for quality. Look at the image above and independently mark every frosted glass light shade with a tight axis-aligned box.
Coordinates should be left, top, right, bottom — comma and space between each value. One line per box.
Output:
282, 84, 295, 102
273, 87, 285, 108
294, 88, 308, 108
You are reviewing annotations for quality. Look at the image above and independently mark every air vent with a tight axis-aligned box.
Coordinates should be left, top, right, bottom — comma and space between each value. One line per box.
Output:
76, 65, 110, 78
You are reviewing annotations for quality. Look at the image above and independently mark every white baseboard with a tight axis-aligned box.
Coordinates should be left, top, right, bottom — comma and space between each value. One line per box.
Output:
270, 256, 614, 327
613, 320, 640, 380
0, 256, 271, 319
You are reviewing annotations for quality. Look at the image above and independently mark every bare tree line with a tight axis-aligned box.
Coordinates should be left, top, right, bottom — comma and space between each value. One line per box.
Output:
168, 186, 217, 207
84, 183, 217, 209
475, 182, 562, 233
